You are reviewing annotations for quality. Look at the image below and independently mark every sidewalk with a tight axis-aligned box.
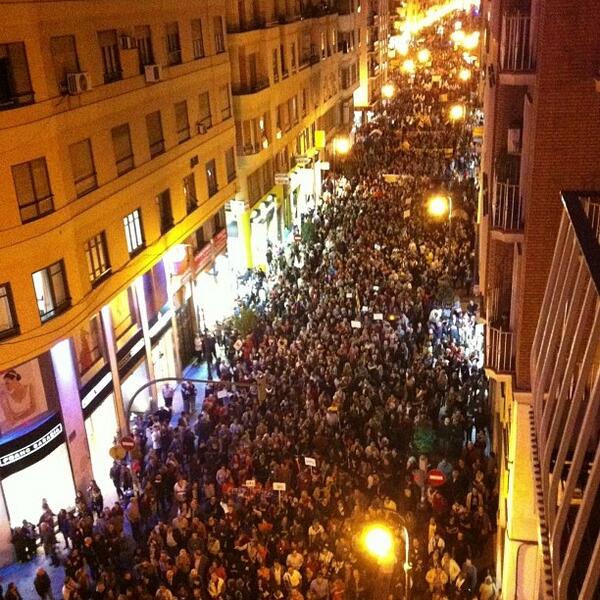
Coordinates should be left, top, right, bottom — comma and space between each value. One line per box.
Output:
0, 360, 213, 599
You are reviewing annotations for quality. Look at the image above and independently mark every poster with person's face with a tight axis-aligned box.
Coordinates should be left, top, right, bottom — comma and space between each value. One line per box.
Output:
0, 358, 47, 434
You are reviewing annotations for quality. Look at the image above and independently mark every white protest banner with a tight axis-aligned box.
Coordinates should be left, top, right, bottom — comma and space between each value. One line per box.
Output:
217, 389, 229, 399
373, 313, 383, 321
304, 457, 317, 467
362, 306, 369, 313
245, 479, 256, 488
273, 482, 286, 491
351, 320, 362, 329
346, 292, 353, 298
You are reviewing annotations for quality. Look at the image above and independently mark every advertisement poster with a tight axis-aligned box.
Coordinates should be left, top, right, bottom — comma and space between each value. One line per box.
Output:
0, 358, 47, 434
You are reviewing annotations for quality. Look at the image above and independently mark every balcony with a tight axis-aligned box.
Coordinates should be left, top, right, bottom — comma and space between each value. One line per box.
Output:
499, 12, 536, 85
486, 325, 515, 373
227, 17, 267, 33
491, 178, 524, 241
239, 142, 263, 156
301, 3, 338, 19
0, 90, 35, 111
231, 78, 270, 95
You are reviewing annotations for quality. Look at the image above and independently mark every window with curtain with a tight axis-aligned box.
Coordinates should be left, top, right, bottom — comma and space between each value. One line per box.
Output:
205, 159, 218, 197
32, 260, 70, 322
166, 22, 182, 65
0, 42, 34, 108
111, 123, 134, 175
135, 25, 154, 73
198, 91, 212, 129
220, 85, 231, 120
157, 189, 174, 234
174, 100, 190, 143
84, 231, 111, 285
123, 209, 145, 256
97, 29, 122, 83
225, 147, 236, 183
69, 138, 97, 197
146, 111, 165, 157
50, 35, 79, 91
191, 18, 204, 59
12, 157, 54, 223
213, 16, 225, 53
0, 283, 19, 339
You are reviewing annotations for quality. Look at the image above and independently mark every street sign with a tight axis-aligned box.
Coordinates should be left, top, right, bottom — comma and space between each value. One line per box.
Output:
275, 173, 290, 185
426, 469, 447, 487
120, 436, 135, 451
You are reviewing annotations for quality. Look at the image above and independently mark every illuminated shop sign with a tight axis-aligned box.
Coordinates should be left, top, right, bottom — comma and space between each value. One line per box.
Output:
0, 412, 65, 478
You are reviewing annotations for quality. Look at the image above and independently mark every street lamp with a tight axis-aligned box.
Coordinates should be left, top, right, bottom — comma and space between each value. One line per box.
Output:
458, 67, 472, 81
401, 58, 416, 74
462, 31, 480, 50
362, 521, 411, 600
333, 135, 352, 155
382, 82, 395, 99
417, 48, 431, 64
449, 103, 466, 121
427, 193, 453, 238
450, 29, 466, 45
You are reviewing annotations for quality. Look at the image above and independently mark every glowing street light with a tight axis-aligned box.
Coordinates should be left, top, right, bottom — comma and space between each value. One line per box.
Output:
401, 58, 416, 73
454, 20, 463, 30
450, 29, 466, 45
449, 103, 466, 121
462, 31, 480, 50
417, 48, 431, 64
363, 524, 394, 563
382, 83, 395, 99
428, 194, 451, 217
333, 135, 352, 155
458, 67, 472, 81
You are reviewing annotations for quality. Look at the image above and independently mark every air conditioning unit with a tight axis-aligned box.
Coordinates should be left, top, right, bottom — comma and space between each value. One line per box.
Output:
197, 122, 207, 134
66, 72, 92, 95
121, 35, 136, 50
144, 64, 163, 83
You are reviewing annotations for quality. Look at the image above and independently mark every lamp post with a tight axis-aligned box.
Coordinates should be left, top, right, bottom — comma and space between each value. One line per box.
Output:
332, 135, 351, 197
362, 517, 412, 600
427, 193, 453, 239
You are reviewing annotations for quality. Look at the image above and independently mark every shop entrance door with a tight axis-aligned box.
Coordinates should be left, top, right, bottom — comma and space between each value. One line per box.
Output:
175, 297, 195, 368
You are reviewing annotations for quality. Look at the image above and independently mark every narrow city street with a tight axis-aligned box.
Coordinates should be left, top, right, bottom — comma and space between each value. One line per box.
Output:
1, 8, 496, 600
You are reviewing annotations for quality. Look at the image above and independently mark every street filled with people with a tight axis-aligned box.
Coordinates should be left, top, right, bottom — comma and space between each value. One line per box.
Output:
5, 10, 498, 600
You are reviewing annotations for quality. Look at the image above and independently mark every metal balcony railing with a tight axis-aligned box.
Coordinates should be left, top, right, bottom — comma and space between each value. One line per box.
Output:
492, 179, 523, 231
231, 78, 270, 95
486, 326, 515, 372
500, 12, 535, 72
227, 17, 266, 33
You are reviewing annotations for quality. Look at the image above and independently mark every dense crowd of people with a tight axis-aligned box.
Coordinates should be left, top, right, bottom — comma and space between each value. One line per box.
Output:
5, 11, 498, 600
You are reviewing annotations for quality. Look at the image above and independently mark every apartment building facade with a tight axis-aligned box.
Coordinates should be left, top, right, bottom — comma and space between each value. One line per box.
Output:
0, 0, 367, 564
477, 0, 600, 597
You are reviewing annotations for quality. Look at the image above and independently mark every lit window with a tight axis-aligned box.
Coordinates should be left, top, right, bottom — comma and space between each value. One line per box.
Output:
123, 209, 145, 256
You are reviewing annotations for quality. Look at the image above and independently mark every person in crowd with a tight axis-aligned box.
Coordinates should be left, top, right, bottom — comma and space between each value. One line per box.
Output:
33, 568, 54, 600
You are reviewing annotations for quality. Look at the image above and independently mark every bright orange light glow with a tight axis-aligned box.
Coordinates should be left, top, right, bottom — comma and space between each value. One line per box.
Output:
402, 59, 416, 73
458, 68, 472, 81
451, 30, 466, 44
363, 525, 394, 562
428, 195, 451, 217
333, 136, 352, 154
382, 83, 395, 99
417, 48, 431, 63
449, 104, 466, 121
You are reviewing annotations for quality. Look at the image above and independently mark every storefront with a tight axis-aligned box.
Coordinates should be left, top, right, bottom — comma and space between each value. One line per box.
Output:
0, 412, 75, 564
250, 193, 281, 270
149, 305, 177, 384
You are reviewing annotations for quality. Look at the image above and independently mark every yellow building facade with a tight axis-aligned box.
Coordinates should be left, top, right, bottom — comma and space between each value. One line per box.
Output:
0, 0, 366, 565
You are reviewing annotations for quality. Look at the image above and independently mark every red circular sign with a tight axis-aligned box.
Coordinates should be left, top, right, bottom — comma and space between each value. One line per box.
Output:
120, 436, 135, 451
426, 469, 447, 487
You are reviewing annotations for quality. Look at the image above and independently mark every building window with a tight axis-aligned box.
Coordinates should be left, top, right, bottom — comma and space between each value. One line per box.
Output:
69, 138, 97, 197
146, 110, 165, 158
213, 206, 226, 232
0, 42, 34, 109
0, 283, 19, 339
289, 96, 298, 124
280, 44, 288, 78
225, 147, 236, 183
111, 123, 134, 175
98, 29, 122, 83
198, 91, 212, 130
123, 209, 145, 256
220, 84, 231, 120
135, 25, 154, 73
12, 157, 54, 223
301, 88, 308, 116
157, 189, 174, 234
213, 16, 225, 53
291, 42, 297, 72
174, 100, 190, 143
84, 232, 111, 286
32, 260, 70, 322
205, 159, 218, 197
183, 173, 198, 214
191, 18, 204, 59
166, 22, 182, 65
50, 35, 79, 93
272, 48, 279, 83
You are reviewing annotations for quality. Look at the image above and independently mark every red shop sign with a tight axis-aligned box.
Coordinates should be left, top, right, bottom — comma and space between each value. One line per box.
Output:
193, 243, 214, 272
213, 228, 228, 254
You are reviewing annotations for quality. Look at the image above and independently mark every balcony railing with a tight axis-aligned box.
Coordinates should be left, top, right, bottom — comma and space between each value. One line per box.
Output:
227, 17, 266, 33
486, 326, 515, 372
500, 12, 535, 72
492, 179, 523, 231
301, 3, 338, 19
231, 78, 270, 95
239, 143, 262, 156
